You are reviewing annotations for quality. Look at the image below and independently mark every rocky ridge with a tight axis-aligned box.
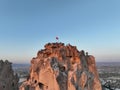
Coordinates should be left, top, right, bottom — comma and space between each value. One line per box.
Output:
20, 42, 102, 90
0, 60, 19, 90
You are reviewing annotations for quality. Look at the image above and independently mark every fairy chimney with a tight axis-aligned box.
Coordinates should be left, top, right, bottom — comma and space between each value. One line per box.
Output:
20, 42, 102, 90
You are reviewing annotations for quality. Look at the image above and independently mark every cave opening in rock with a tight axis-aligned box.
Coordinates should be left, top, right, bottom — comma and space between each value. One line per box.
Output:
3, 85, 5, 88
34, 80, 37, 84
12, 82, 14, 87
38, 82, 44, 89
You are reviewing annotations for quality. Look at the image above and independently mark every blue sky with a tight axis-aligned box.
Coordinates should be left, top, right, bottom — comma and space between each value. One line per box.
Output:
0, 0, 120, 63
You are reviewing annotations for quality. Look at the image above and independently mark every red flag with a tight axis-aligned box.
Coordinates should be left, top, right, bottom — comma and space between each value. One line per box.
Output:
56, 37, 59, 40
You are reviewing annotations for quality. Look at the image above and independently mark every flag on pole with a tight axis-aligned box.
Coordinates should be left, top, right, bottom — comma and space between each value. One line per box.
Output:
56, 36, 59, 40
56, 36, 59, 42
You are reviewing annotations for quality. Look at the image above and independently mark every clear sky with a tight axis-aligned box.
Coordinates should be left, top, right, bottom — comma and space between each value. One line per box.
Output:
0, 0, 120, 63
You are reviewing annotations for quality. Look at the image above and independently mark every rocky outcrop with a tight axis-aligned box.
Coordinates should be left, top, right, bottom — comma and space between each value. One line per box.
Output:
20, 42, 102, 90
0, 60, 19, 90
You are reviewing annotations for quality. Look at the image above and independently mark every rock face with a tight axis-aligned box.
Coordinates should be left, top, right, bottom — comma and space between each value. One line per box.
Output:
0, 60, 19, 90
20, 42, 102, 90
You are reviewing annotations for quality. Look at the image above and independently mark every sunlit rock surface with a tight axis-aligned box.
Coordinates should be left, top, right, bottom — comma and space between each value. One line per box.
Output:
0, 60, 19, 90
20, 42, 102, 90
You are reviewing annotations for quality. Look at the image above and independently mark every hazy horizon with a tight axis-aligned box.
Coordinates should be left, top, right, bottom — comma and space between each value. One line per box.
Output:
0, 0, 120, 63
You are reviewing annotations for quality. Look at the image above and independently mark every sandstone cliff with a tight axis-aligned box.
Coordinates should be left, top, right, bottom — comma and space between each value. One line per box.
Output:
20, 42, 102, 90
0, 60, 19, 90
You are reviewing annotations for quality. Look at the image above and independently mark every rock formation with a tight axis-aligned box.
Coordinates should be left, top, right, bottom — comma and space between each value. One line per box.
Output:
20, 42, 102, 90
0, 60, 19, 90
